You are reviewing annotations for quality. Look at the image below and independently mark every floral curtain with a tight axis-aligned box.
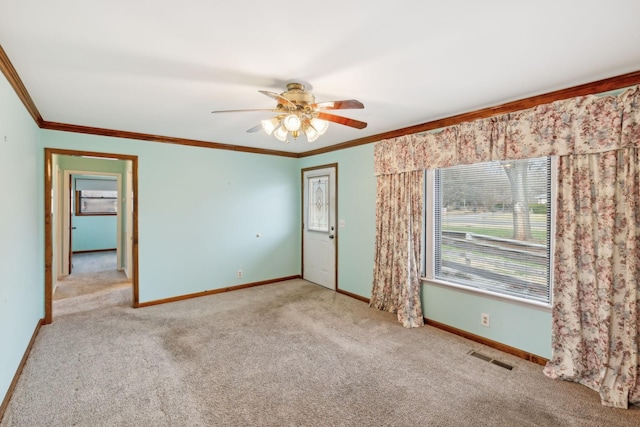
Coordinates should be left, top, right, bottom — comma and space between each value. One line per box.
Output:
374, 86, 640, 175
370, 170, 424, 328
542, 149, 640, 408
372, 85, 640, 407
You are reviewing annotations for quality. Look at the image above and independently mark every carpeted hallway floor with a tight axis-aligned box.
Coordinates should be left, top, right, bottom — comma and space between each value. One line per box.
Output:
53, 250, 132, 317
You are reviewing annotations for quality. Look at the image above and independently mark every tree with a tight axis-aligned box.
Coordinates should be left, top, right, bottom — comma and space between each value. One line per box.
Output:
502, 160, 531, 240
441, 168, 466, 209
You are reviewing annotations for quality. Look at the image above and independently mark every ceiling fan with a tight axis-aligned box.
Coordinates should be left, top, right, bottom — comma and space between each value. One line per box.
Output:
211, 82, 367, 142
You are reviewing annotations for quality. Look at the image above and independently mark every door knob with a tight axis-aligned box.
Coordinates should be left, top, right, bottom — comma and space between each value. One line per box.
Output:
329, 234, 334, 239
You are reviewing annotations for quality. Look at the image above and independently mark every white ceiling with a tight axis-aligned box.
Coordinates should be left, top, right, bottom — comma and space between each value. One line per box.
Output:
1, 1, 640, 154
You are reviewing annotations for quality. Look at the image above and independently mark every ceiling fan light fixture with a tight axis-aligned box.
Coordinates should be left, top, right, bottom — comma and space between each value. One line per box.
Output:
213, 81, 366, 144
310, 118, 329, 135
261, 117, 280, 135
273, 125, 288, 142
283, 114, 301, 132
305, 126, 320, 142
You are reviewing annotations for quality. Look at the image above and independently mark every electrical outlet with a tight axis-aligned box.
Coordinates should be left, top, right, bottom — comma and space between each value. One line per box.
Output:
481, 313, 490, 327
237, 269, 243, 278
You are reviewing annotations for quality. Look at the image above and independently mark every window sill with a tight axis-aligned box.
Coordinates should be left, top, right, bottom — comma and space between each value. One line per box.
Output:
420, 277, 552, 311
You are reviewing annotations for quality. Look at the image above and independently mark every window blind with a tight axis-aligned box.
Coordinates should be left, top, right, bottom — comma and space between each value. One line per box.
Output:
433, 157, 551, 304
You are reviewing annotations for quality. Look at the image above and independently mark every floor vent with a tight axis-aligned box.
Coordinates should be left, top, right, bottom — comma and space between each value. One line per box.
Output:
468, 350, 513, 370
469, 350, 492, 362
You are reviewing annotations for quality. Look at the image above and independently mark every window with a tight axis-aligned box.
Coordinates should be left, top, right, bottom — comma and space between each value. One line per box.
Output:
307, 175, 330, 232
75, 190, 118, 216
425, 157, 554, 305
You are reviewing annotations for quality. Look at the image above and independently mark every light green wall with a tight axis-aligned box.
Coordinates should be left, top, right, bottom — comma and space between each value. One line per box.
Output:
423, 284, 552, 357
0, 73, 43, 403
41, 130, 301, 302
71, 216, 117, 251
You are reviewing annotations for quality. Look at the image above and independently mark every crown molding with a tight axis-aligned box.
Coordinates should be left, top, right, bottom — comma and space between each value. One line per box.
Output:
0, 44, 43, 126
40, 121, 299, 158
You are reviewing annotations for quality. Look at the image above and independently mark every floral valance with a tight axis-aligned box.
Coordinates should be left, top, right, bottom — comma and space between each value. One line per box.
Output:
374, 85, 640, 175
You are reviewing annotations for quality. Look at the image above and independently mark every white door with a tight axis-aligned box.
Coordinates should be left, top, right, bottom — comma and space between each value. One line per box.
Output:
302, 166, 337, 289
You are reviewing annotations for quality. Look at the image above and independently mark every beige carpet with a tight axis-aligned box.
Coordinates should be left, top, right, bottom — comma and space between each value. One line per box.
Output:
69, 250, 118, 274
3, 279, 640, 426
53, 250, 132, 317
53, 270, 130, 300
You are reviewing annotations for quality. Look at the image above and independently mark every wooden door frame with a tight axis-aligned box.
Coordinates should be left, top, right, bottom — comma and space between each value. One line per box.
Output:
301, 163, 339, 291
44, 148, 139, 324
67, 173, 73, 274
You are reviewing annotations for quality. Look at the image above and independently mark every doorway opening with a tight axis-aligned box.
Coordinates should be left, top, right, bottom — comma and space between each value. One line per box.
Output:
44, 148, 139, 324
54, 172, 129, 316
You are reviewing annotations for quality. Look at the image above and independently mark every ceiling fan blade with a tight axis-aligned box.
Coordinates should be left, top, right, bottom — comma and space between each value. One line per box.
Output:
311, 99, 364, 110
211, 108, 277, 114
316, 112, 367, 129
258, 90, 297, 110
246, 123, 263, 133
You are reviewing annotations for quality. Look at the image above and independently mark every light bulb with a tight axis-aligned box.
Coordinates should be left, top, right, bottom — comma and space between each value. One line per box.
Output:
310, 118, 329, 135
283, 114, 301, 131
261, 117, 279, 135
305, 126, 320, 142
273, 125, 288, 142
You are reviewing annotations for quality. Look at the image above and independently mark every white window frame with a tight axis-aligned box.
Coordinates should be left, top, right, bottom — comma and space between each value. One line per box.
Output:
422, 157, 557, 308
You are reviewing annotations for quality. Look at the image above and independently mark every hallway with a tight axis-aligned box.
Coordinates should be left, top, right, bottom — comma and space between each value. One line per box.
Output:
53, 250, 132, 317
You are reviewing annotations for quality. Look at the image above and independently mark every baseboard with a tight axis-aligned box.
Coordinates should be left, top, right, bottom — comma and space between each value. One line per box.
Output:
337, 288, 370, 303
135, 275, 302, 308
0, 318, 44, 423
72, 248, 116, 254
424, 318, 549, 366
